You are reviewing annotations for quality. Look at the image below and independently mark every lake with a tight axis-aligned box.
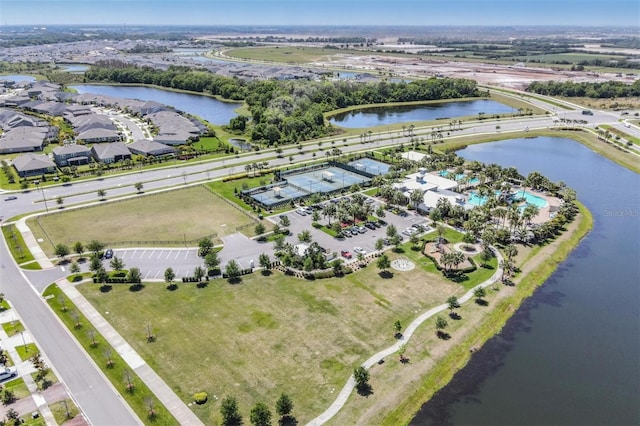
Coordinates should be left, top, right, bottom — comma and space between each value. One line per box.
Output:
0, 74, 37, 82
329, 99, 512, 128
70, 84, 240, 125
411, 137, 640, 425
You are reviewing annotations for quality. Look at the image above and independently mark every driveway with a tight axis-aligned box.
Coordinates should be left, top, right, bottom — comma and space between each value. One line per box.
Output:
218, 233, 274, 270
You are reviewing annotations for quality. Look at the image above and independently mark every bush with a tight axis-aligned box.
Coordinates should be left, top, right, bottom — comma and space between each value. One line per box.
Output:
193, 392, 208, 404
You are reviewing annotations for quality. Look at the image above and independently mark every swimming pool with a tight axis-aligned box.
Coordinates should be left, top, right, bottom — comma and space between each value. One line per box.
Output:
439, 170, 479, 184
467, 192, 488, 206
514, 190, 549, 208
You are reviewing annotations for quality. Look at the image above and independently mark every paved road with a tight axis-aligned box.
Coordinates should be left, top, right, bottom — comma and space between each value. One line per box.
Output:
0, 238, 142, 425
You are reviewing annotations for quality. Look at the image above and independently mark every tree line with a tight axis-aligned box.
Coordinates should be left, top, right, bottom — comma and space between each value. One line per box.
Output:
85, 61, 484, 145
526, 79, 640, 98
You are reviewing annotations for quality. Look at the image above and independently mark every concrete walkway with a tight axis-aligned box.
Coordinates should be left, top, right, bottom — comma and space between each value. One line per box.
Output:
306, 247, 504, 425
56, 279, 204, 426
15, 216, 54, 269
0, 309, 57, 425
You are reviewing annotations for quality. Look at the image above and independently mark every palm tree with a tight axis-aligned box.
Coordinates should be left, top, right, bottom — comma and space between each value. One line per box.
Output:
410, 190, 423, 209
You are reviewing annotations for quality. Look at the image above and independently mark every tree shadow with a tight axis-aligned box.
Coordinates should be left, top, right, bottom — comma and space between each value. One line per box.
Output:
129, 284, 145, 292
196, 281, 208, 289
394, 332, 403, 340
227, 277, 242, 285
261, 270, 273, 277
481, 264, 495, 270
400, 356, 410, 364
356, 383, 373, 397
449, 312, 462, 320
166, 284, 178, 291
503, 279, 515, 287
392, 247, 405, 254
475, 298, 489, 306
437, 331, 451, 340
279, 416, 298, 426
378, 270, 394, 279
99, 284, 112, 293
444, 272, 469, 283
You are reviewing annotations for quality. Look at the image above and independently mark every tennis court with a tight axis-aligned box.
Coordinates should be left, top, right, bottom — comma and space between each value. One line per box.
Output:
249, 165, 371, 208
347, 158, 391, 175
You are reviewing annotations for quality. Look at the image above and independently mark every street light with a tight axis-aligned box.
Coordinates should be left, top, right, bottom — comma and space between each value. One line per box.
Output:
34, 180, 49, 213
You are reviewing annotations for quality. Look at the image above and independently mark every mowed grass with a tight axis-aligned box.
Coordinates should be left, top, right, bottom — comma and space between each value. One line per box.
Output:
29, 185, 255, 255
78, 262, 460, 424
226, 46, 352, 64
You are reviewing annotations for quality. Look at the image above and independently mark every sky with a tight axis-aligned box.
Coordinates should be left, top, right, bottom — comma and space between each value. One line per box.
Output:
0, 0, 638, 27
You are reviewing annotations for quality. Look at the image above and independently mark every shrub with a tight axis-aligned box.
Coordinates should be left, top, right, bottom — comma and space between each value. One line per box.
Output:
193, 392, 208, 405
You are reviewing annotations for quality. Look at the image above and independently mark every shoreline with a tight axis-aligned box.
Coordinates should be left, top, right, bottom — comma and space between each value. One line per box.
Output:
374, 201, 593, 425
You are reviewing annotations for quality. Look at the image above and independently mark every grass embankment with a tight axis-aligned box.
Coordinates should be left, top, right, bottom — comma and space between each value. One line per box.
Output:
379, 202, 593, 425
77, 257, 461, 424
600, 124, 640, 146
43, 283, 178, 426
28, 185, 256, 255
1, 224, 35, 265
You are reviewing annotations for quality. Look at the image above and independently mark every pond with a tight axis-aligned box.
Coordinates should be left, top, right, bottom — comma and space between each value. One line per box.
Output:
70, 84, 240, 125
411, 137, 640, 426
0, 74, 37, 82
329, 99, 513, 128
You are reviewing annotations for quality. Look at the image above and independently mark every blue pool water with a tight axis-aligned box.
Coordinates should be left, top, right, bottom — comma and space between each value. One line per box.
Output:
514, 189, 548, 208
467, 192, 488, 206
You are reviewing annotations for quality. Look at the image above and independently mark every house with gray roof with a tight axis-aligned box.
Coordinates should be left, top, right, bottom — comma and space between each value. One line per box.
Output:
91, 142, 131, 164
52, 144, 92, 167
12, 153, 56, 177
128, 139, 176, 157
0, 127, 48, 154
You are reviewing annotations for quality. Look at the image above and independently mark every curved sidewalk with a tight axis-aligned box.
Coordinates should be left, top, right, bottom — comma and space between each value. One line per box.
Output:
306, 247, 504, 425
56, 278, 204, 426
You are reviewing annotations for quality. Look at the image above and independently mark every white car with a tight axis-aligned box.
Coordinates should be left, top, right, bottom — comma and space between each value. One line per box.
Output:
0, 367, 17, 382
354, 246, 367, 255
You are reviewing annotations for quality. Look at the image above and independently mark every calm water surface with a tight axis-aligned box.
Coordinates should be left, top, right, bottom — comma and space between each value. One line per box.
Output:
0, 74, 37, 82
411, 137, 640, 425
71, 84, 240, 125
329, 99, 512, 128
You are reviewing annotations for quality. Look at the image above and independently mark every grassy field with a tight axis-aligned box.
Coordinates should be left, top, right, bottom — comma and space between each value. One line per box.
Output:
1, 224, 35, 264
226, 46, 364, 64
29, 185, 256, 255
78, 255, 464, 425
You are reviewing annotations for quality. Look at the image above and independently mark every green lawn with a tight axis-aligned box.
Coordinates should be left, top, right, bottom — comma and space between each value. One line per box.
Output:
43, 284, 178, 426
15, 343, 38, 361
49, 399, 81, 425
78, 261, 460, 424
29, 185, 257, 255
2, 320, 24, 336
1, 224, 35, 264
226, 46, 357, 64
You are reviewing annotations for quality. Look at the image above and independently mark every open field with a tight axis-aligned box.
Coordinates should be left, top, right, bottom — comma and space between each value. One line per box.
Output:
29, 185, 255, 255
78, 252, 462, 424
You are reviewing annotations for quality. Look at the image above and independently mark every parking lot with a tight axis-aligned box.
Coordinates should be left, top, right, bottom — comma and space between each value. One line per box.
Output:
107, 248, 203, 279
272, 195, 431, 262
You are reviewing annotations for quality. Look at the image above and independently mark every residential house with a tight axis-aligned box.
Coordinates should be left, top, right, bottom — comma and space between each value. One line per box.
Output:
0, 127, 48, 154
128, 139, 176, 157
12, 153, 56, 177
91, 142, 131, 164
52, 144, 92, 167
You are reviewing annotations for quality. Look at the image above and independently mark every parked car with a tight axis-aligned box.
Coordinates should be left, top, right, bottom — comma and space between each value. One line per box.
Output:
3, 196, 17, 201
341, 250, 353, 259
296, 209, 307, 216
357, 226, 367, 234
365, 222, 376, 230
378, 219, 388, 226
104, 248, 114, 259
0, 367, 17, 382
354, 246, 367, 255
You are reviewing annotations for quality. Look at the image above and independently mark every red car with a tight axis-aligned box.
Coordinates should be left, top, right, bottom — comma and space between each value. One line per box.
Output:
341, 250, 352, 259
